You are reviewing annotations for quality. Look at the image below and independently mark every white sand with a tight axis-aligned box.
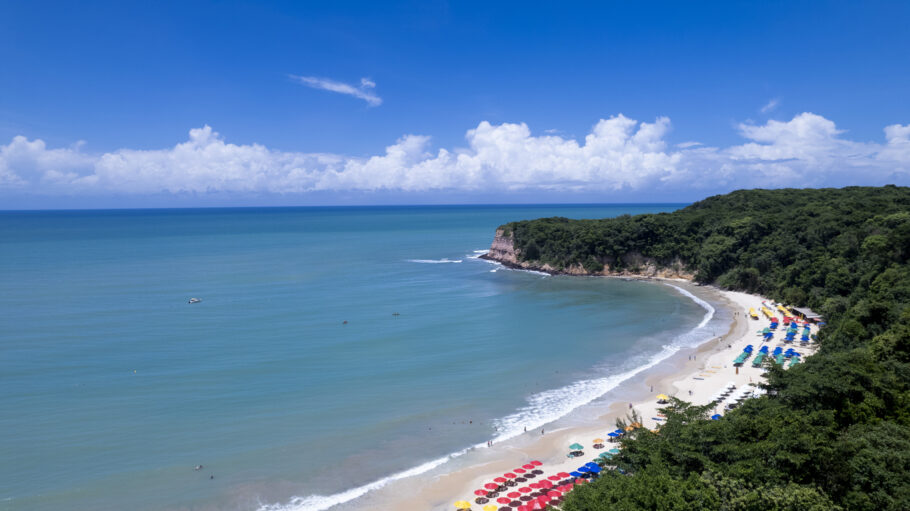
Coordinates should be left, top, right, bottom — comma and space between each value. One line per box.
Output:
350, 286, 819, 511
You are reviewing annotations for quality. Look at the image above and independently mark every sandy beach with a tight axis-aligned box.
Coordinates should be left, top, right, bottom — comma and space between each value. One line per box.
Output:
349, 281, 818, 511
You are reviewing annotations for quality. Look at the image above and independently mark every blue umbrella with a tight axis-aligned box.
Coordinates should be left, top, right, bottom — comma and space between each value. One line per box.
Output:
577, 466, 591, 473
613, 429, 624, 435
607, 432, 619, 438
588, 465, 602, 474
711, 414, 721, 420
584, 462, 599, 468
569, 471, 583, 478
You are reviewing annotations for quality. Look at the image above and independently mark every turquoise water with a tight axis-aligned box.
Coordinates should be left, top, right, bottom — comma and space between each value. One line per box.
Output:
0, 204, 711, 511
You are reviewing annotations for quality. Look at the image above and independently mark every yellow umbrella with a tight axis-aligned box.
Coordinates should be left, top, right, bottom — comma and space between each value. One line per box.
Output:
454, 501, 472, 509
483, 506, 498, 511
624, 425, 635, 432
592, 438, 604, 443
630, 422, 642, 428
656, 393, 669, 400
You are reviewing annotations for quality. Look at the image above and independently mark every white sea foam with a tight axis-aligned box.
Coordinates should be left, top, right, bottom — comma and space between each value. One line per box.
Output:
255, 451, 472, 511
664, 284, 715, 329
466, 249, 489, 259
261, 282, 718, 511
407, 258, 463, 264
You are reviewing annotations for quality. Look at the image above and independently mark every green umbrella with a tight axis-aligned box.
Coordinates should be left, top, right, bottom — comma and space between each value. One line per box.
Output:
598, 452, 613, 459
608, 448, 620, 454
762, 327, 771, 334
569, 443, 584, 450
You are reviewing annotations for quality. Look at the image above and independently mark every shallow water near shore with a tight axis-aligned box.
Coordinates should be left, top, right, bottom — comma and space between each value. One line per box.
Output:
0, 204, 714, 511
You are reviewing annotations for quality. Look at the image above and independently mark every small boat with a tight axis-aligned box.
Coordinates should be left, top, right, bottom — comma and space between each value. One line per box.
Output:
188, 298, 201, 304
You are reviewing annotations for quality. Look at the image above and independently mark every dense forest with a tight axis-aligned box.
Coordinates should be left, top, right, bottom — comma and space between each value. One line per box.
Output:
499, 186, 910, 510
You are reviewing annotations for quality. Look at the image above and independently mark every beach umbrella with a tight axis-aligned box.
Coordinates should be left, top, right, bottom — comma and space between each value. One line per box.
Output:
528, 482, 540, 489
522, 464, 535, 470
577, 466, 590, 473
598, 452, 613, 459
513, 468, 526, 474
484, 483, 499, 490
494, 477, 507, 484
507, 492, 521, 499
557, 472, 571, 478
530, 460, 542, 466
592, 437, 604, 443
496, 497, 512, 504
530, 501, 544, 511
518, 487, 532, 494
607, 432, 619, 438
569, 471, 583, 478
548, 490, 562, 497
503, 472, 517, 479
711, 414, 722, 420
569, 442, 584, 450
475, 490, 489, 496
588, 465, 602, 474
455, 501, 472, 509
547, 475, 561, 481
484, 505, 498, 511
656, 393, 670, 402
575, 478, 587, 484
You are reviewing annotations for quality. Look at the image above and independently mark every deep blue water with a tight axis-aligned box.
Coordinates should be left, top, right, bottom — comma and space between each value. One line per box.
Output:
0, 204, 713, 511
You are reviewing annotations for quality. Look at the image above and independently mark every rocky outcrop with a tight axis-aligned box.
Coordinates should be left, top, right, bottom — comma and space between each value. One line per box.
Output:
480, 229, 695, 280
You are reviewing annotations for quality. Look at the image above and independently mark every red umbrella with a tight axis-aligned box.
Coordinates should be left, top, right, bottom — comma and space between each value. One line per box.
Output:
522, 464, 535, 470
538, 480, 552, 488
548, 490, 562, 497
497, 497, 512, 504
507, 492, 521, 499
557, 472, 571, 478
504, 472, 517, 478
494, 477, 507, 483
531, 501, 544, 510
474, 489, 487, 496
513, 468, 526, 474
530, 460, 542, 466
484, 483, 499, 490
518, 487, 532, 494
547, 475, 561, 481
576, 478, 587, 484
528, 482, 540, 489
537, 495, 550, 503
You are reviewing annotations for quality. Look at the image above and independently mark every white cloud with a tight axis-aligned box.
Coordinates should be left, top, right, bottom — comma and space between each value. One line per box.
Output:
291, 75, 382, 106
760, 98, 780, 113
1, 113, 908, 199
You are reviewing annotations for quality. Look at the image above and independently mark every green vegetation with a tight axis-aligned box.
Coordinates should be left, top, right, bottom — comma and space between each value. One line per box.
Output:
500, 186, 910, 510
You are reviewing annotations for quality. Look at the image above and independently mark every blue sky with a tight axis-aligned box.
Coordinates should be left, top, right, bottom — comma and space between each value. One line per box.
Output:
1, 0, 909, 208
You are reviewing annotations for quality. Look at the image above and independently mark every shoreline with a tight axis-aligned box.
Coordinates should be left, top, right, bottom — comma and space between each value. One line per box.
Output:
339, 277, 800, 511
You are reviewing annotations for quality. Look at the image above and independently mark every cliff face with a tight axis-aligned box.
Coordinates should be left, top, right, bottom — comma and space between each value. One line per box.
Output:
481, 229, 695, 280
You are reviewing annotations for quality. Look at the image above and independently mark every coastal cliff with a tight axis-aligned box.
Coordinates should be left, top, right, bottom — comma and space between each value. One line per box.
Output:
481, 228, 695, 279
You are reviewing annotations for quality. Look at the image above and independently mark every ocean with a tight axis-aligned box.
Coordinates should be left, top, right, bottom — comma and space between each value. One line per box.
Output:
0, 204, 724, 511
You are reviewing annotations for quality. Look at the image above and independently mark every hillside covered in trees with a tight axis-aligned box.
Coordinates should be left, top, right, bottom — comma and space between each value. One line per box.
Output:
497, 186, 910, 510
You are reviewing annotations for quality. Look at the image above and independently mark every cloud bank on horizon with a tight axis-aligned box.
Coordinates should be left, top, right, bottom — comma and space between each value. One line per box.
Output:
1, 113, 909, 202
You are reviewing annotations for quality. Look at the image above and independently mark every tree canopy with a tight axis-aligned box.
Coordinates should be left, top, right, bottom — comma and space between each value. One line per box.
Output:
499, 186, 910, 510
